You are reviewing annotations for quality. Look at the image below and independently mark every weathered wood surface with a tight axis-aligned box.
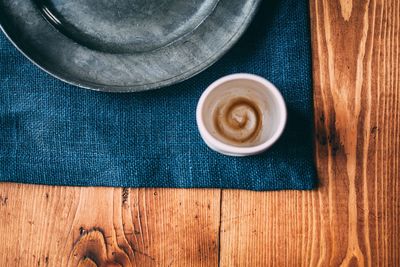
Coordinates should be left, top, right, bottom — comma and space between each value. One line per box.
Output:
0, 187, 221, 266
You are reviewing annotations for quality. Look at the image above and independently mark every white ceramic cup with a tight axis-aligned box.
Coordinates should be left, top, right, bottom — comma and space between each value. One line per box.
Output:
196, 73, 287, 156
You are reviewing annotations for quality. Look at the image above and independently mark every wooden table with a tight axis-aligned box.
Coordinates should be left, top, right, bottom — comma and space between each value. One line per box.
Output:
1, 0, 399, 266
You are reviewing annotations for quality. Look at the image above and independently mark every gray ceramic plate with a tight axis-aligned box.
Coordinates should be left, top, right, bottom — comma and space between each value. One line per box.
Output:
0, 0, 261, 92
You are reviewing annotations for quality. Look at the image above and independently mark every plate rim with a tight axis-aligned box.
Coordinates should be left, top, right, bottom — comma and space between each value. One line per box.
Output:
0, 0, 262, 92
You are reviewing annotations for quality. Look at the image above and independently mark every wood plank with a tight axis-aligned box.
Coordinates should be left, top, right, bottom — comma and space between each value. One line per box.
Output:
219, 0, 400, 266
0, 185, 221, 266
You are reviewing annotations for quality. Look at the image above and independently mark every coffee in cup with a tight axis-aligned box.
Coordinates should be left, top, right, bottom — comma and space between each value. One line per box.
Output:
196, 74, 287, 156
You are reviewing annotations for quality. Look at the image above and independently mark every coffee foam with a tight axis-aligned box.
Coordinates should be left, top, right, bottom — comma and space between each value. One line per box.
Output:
213, 96, 263, 145
201, 79, 276, 147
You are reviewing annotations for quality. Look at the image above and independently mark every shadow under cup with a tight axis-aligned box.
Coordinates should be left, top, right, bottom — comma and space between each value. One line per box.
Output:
197, 74, 287, 156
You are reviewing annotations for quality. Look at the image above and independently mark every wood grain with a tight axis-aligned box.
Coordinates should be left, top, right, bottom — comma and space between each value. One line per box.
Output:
0, 186, 220, 266
1, 0, 400, 266
219, 0, 400, 266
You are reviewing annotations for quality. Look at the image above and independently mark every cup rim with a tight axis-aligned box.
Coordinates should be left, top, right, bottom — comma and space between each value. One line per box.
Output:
196, 73, 287, 155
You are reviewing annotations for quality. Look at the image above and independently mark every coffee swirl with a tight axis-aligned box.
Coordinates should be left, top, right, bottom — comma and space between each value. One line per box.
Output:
213, 97, 262, 145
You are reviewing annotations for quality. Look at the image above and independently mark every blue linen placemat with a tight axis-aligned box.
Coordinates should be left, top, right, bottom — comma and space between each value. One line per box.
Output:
0, 0, 316, 190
